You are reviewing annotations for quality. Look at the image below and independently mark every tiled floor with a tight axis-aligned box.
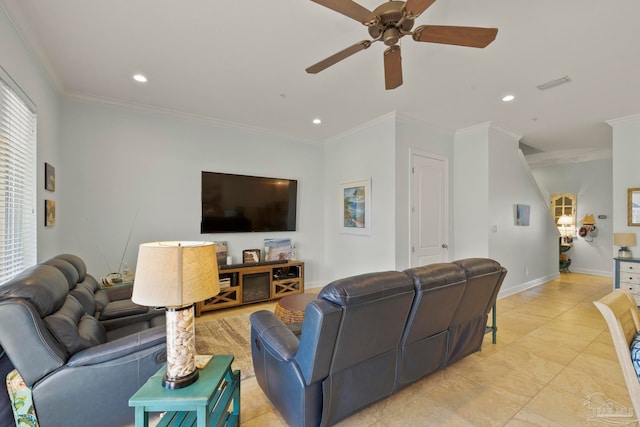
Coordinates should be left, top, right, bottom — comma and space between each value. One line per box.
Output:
204, 273, 632, 426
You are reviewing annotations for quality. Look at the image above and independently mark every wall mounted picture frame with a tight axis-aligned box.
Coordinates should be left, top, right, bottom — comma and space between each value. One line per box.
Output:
45, 200, 56, 227
242, 249, 261, 264
340, 179, 371, 235
45, 162, 55, 192
515, 204, 530, 226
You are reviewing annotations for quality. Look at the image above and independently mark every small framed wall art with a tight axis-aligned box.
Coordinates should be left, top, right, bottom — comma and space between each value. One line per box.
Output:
45, 162, 55, 192
45, 200, 56, 227
340, 179, 371, 235
515, 204, 530, 226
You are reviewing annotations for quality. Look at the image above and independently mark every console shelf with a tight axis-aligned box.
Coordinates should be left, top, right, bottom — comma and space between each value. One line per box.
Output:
196, 260, 304, 316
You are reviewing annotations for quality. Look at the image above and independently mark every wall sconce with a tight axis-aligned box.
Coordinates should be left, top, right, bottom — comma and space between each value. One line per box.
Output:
579, 214, 597, 241
132, 241, 220, 389
614, 233, 636, 259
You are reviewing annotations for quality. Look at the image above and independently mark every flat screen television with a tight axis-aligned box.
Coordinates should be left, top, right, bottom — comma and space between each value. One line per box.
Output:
201, 171, 297, 233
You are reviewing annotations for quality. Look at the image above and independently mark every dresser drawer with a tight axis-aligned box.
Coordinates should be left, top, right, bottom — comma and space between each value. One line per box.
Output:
620, 262, 640, 274
621, 283, 640, 295
620, 272, 640, 286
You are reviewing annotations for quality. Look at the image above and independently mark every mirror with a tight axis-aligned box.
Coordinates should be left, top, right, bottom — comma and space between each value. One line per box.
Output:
629, 188, 640, 226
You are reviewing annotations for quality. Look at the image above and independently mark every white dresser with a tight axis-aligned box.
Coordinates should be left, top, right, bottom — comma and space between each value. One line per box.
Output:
614, 258, 640, 306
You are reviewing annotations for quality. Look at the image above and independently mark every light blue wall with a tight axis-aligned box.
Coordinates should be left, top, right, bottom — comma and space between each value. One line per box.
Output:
0, 6, 62, 261
59, 99, 327, 285
532, 158, 613, 276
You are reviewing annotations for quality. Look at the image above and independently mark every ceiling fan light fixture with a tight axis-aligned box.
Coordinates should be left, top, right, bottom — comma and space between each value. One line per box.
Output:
537, 76, 570, 91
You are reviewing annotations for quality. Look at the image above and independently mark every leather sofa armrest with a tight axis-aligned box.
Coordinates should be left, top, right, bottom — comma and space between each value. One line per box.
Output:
104, 284, 134, 301
250, 310, 299, 362
66, 325, 165, 367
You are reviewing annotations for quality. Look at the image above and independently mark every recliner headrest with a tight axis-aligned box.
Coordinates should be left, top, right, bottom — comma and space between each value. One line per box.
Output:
452, 258, 504, 278
319, 271, 414, 307
404, 263, 466, 290
41, 258, 80, 290
54, 254, 87, 281
0, 265, 69, 317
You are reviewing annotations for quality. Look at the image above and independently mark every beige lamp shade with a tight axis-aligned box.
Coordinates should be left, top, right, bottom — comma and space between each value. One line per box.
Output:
557, 215, 573, 226
614, 233, 637, 248
132, 241, 220, 307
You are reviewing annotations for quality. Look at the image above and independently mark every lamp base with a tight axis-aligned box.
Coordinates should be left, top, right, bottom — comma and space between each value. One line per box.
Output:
162, 369, 199, 390
619, 247, 633, 258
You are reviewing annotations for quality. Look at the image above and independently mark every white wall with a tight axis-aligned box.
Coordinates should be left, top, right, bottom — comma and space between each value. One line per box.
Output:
453, 125, 490, 258
323, 114, 397, 281
532, 158, 613, 276
610, 114, 640, 260
0, 6, 62, 261
453, 123, 559, 295
59, 99, 326, 285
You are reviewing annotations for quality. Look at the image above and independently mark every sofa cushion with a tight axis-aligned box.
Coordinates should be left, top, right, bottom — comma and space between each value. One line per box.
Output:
99, 299, 148, 321
44, 294, 106, 355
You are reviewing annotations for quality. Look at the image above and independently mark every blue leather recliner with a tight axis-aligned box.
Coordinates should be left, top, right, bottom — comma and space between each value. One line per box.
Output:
0, 257, 166, 427
250, 258, 507, 427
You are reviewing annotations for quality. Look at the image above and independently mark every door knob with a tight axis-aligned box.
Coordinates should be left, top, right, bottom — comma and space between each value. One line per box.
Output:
441, 243, 448, 249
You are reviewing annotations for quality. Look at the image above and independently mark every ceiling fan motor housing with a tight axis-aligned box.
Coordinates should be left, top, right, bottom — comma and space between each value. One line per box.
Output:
368, 1, 414, 45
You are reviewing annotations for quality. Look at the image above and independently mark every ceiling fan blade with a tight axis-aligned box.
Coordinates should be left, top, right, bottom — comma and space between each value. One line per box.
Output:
311, 0, 376, 25
413, 25, 498, 48
306, 40, 372, 74
404, 0, 437, 18
384, 45, 403, 90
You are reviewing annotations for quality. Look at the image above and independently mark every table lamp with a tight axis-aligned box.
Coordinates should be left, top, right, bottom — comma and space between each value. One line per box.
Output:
557, 214, 573, 243
614, 233, 636, 259
132, 241, 219, 389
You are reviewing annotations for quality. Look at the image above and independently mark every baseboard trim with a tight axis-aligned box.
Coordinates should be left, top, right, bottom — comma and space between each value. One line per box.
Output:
497, 273, 560, 299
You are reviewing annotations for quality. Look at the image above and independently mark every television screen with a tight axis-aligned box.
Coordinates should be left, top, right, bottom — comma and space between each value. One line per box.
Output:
201, 171, 297, 233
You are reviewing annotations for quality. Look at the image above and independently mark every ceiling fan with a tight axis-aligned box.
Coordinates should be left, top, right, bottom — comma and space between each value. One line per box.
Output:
306, 0, 498, 90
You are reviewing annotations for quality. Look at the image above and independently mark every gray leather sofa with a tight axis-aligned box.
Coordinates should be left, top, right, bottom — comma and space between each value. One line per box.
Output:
250, 258, 507, 427
0, 256, 166, 427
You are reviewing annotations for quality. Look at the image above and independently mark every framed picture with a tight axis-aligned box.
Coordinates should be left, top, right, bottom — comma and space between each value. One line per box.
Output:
214, 241, 228, 266
45, 200, 56, 227
242, 249, 261, 264
45, 162, 55, 192
515, 204, 530, 226
340, 179, 371, 235
264, 238, 292, 261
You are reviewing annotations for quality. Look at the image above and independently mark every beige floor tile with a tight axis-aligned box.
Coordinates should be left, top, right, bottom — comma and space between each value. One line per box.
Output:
549, 366, 633, 408
524, 384, 600, 425
505, 408, 566, 427
484, 342, 567, 384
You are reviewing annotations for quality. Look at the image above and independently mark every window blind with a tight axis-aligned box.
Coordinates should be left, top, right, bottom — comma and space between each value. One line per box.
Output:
0, 68, 37, 284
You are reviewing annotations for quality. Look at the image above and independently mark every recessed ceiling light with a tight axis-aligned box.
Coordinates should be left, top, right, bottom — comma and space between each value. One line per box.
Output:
502, 94, 515, 102
312, 118, 322, 125
133, 74, 148, 83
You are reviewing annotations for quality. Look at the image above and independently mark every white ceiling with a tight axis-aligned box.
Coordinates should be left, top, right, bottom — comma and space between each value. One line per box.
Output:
2, 0, 639, 152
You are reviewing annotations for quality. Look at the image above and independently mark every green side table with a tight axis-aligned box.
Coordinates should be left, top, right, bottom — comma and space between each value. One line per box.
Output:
129, 355, 240, 427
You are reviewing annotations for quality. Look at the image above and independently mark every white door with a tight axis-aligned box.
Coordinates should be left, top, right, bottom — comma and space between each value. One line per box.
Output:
411, 153, 449, 267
